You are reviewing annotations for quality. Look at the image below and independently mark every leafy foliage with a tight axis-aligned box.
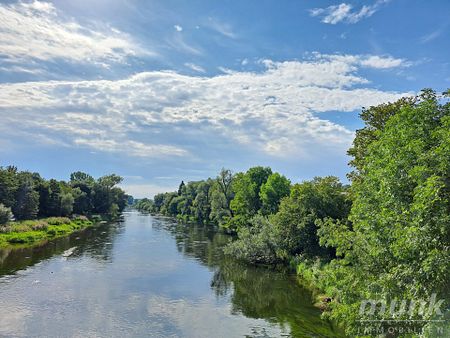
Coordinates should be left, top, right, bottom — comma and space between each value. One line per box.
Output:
318, 89, 450, 335
133, 89, 450, 336
0, 203, 13, 225
0, 167, 129, 221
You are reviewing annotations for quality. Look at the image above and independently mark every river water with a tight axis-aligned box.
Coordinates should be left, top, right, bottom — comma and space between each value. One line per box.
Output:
0, 211, 343, 337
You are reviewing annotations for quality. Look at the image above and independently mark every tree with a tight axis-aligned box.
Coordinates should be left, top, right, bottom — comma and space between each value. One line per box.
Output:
193, 180, 213, 223
60, 192, 74, 216
319, 90, 450, 334
177, 181, 185, 196
0, 203, 13, 225
70, 171, 95, 184
271, 176, 350, 260
347, 95, 416, 182
0, 166, 19, 208
46, 179, 63, 216
210, 169, 234, 226
153, 193, 165, 212
92, 174, 124, 214
259, 173, 291, 215
13, 175, 39, 220
224, 214, 280, 264
230, 166, 272, 221
70, 171, 94, 214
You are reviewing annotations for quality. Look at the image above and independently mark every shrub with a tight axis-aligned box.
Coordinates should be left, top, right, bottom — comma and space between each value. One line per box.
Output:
31, 221, 48, 231
11, 224, 32, 233
45, 217, 71, 225
73, 215, 89, 221
0, 226, 12, 234
224, 214, 281, 264
0, 203, 13, 226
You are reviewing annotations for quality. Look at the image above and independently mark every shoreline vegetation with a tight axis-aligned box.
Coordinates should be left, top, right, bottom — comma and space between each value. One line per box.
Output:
0, 169, 130, 249
135, 90, 450, 337
0, 216, 93, 248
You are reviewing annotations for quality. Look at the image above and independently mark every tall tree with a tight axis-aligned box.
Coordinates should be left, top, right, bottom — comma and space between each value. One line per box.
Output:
259, 173, 291, 215
319, 90, 450, 333
13, 174, 39, 220
230, 166, 272, 219
0, 166, 19, 209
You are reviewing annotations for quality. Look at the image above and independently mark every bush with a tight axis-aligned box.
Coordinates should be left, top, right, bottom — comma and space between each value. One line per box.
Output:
224, 214, 281, 264
31, 221, 48, 231
11, 224, 32, 233
0, 226, 12, 234
0, 203, 13, 226
45, 217, 71, 225
73, 215, 89, 221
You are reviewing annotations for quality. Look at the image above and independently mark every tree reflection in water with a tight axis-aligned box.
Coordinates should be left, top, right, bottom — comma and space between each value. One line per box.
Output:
0, 220, 125, 276
155, 217, 344, 337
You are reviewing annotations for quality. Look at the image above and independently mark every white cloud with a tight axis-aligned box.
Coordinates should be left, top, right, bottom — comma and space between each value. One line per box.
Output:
206, 17, 236, 38
0, 1, 151, 67
0, 53, 411, 162
315, 53, 407, 69
359, 55, 405, 68
184, 63, 206, 73
420, 26, 446, 43
119, 183, 177, 199
174, 25, 183, 32
310, 0, 389, 24
74, 139, 188, 158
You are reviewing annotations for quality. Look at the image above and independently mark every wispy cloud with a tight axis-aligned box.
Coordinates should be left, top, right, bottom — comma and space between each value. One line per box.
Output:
310, 0, 390, 24
0, 0, 151, 68
0, 53, 410, 162
184, 63, 206, 73
314, 53, 408, 69
74, 139, 188, 158
167, 33, 203, 55
205, 17, 236, 38
420, 25, 447, 43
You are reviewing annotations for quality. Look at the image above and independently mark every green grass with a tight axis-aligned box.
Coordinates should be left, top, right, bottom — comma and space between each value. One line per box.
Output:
0, 216, 93, 248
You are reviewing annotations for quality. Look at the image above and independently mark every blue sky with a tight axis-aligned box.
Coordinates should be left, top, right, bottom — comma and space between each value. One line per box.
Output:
0, 0, 449, 197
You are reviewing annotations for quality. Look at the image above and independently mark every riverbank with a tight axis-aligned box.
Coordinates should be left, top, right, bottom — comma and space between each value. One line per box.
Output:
0, 216, 94, 249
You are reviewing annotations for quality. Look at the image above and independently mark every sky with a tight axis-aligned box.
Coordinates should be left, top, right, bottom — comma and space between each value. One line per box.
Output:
0, 0, 449, 198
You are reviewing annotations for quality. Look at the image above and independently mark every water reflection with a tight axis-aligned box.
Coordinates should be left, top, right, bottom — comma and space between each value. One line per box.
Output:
154, 216, 344, 337
0, 220, 124, 276
0, 212, 343, 337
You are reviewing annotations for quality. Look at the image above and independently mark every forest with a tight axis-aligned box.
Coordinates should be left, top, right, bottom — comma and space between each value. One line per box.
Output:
0, 168, 129, 246
135, 89, 450, 336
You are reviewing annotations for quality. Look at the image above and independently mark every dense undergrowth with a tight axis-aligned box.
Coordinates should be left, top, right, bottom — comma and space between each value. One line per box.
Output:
0, 216, 93, 248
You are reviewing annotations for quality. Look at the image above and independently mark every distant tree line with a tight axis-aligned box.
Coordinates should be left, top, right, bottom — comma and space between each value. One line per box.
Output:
0, 168, 129, 225
135, 89, 450, 336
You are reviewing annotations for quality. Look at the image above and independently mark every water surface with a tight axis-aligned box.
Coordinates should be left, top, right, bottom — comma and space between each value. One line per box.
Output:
0, 211, 342, 337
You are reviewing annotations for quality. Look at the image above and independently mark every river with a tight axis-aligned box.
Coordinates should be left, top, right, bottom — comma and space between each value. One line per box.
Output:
0, 210, 343, 337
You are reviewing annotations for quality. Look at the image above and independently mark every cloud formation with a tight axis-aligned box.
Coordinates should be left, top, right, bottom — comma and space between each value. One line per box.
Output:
0, 1, 149, 68
0, 53, 410, 163
310, 0, 389, 24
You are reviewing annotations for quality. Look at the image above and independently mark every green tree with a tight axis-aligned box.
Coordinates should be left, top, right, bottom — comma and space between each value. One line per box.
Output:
210, 169, 234, 226
13, 175, 39, 220
193, 180, 212, 223
224, 214, 280, 264
60, 192, 74, 216
271, 176, 350, 260
46, 179, 63, 216
230, 166, 272, 224
320, 90, 450, 334
259, 173, 291, 215
0, 203, 13, 225
0, 166, 19, 208
177, 181, 185, 196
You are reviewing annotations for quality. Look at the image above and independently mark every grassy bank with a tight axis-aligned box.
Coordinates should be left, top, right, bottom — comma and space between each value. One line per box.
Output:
0, 216, 93, 248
